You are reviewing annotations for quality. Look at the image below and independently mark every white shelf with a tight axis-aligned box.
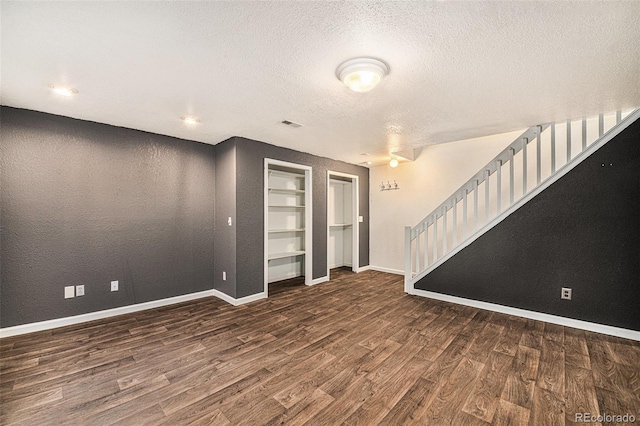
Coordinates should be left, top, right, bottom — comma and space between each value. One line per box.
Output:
269, 229, 305, 233
268, 188, 305, 194
268, 170, 304, 179
329, 224, 352, 227
268, 251, 305, 261
268, 205, 305, 209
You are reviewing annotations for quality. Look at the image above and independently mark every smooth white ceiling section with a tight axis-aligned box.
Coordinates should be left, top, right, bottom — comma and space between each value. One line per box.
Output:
1, 1, 639, 166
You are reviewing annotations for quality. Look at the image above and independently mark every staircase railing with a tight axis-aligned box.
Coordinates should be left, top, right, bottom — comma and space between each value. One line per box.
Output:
404, 108, 640, 293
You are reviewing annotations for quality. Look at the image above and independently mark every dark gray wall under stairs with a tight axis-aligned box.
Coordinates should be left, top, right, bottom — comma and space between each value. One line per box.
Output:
1, 107, 216, 328
234, 137, 370, 298
415, 116, 640, 331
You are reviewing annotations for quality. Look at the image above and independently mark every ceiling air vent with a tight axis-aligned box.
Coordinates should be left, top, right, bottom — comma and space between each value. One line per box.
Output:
281, 120, 303, 128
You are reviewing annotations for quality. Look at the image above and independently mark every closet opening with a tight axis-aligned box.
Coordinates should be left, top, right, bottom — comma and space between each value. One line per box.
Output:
327, 171, 359, 278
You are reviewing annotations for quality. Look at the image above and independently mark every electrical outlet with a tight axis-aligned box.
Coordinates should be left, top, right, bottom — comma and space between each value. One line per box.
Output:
223, 271, 226, 281
76, 285, 85, 297
64, 286, 75, 299
111, 280, 119, 292
561, 287, 572, 300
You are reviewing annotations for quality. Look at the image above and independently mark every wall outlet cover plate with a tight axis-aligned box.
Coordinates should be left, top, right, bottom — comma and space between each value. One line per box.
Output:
64, 286, 75, 299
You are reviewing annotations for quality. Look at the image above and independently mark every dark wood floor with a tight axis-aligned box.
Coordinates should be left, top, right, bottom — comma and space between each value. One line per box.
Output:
2, 269, 639, 425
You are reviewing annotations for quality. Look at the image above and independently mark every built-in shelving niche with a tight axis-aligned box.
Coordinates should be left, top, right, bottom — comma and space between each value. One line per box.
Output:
264, 160, 312, 293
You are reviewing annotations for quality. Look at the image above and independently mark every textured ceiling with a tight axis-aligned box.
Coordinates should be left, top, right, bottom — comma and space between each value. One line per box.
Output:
2, 1, 639, 166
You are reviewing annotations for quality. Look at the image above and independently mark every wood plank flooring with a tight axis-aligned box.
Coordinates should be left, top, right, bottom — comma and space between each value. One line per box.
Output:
2, 268, 640, 425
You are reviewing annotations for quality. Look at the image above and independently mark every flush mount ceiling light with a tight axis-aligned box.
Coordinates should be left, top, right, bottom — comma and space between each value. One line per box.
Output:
389, 158, 399, 168
336, 57, 389, 93
50, 85, 78, 96
181, 116, 200, 125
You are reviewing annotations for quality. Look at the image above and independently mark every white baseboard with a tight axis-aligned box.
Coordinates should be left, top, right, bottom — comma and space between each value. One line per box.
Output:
212, 289, 267, 306
410, 288, 640, 342
0, 288, 269, 338
308, 276, 329, 286
367, 265, 404, 275
0, 290, 216, 338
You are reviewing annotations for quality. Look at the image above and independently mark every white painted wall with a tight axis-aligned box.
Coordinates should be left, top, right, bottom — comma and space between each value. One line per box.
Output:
370, 130, 526, 273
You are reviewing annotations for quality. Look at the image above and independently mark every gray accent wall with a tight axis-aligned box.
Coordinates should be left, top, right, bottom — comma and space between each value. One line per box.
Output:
1, 107, 216, 327
234, 137, 370, 298
1, 107, 371, 327
415, 116, 640, 331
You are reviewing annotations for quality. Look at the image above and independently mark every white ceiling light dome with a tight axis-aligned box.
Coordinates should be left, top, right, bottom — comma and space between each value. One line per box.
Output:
336, 57, 390, 93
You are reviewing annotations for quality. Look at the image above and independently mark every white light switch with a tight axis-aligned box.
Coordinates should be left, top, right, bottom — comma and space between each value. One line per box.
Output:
358, 216, 364, 223
64, 286, 75, 299
111, 280, 119, 292
228, 217, 232, 226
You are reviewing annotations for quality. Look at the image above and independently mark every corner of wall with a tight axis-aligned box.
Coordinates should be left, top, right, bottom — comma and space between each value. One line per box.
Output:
213, 138, 238, 298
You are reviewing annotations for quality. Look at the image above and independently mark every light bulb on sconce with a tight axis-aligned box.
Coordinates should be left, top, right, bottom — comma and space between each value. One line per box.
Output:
389, 158, 399, 168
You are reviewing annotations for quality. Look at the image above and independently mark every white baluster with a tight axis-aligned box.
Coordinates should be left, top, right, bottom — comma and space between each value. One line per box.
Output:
433, 215, 438, 261
566, 120, 571, 162
536, 128, 541, 185
496, 160, 502, 214
509, 148, 514, 205
452, 198, 458, 246
442, 207, 448, 254
522, 138, 528, 195
424, 223, 429, 268
485, 170, 490, 224
551, 124, 556, 173
599, 113, 604, 137
473, 180, 478, 231
415, 227, 420, 274
404, 226, 412, 286
462, 190, 468, 240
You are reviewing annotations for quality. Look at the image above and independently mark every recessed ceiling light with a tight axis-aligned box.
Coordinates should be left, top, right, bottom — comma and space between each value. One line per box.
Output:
182, 116, 200, 125
50, 85, 78, 96
389, 159, 399, 168
336, 57, 389, 93
281, 120, 303, 128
